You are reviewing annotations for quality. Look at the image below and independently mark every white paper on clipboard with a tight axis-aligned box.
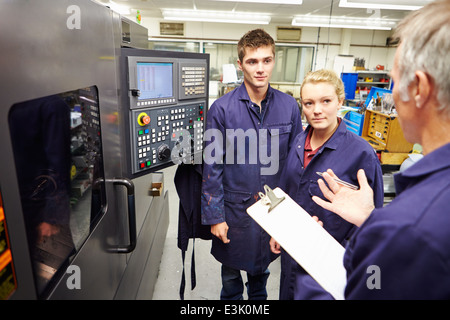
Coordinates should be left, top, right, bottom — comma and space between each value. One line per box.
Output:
246, 187, 347, 300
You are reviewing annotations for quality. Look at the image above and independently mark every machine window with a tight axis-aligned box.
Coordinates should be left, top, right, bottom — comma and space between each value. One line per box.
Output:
8, 86, 106, 298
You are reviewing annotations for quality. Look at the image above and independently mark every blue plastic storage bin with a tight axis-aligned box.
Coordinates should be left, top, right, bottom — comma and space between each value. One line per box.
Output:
364, 87, 392, 107
343, 111, 364, 136
341, 72, 358, 100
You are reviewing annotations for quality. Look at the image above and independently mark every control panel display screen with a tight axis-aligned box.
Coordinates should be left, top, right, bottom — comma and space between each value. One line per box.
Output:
137, 62, 173, 100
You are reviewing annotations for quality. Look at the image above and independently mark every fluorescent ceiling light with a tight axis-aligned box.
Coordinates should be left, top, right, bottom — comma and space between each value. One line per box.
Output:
211, 0, 302, 4
339, 0, 429, 11
162, 9, 271, 25
292, 15, 398, 30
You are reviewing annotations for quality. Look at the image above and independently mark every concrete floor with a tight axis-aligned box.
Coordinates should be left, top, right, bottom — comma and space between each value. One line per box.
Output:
152, 165, 281, 300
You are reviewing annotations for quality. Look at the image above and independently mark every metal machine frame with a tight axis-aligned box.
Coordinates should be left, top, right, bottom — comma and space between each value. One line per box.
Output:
0, 0, 173, 299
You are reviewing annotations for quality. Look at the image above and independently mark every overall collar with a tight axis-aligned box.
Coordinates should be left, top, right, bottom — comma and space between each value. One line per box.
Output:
237, 82, 273, 103
395, 142, 450, 194
238, 83, 273, 122
296, 118, 347, 161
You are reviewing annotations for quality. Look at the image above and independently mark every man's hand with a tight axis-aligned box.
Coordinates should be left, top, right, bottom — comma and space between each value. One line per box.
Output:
211, 222, 230, 244
312, 169, 375, 227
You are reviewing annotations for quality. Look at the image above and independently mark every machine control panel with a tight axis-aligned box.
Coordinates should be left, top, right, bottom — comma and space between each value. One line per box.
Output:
131, 103, 204, 174
122, 48, 209, 176
127, 57, 208, 110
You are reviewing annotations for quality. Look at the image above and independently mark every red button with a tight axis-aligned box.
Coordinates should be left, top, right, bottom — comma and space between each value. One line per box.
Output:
137, 112, 150, 126
140, 163, 145, 169
141, 115, 150, 125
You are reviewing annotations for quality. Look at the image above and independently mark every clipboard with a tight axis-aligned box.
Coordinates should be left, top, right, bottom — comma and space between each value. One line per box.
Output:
247, 185, 347, 300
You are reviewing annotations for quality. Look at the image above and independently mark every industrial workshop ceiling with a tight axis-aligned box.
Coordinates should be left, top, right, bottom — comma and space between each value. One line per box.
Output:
94, 0, 433, 29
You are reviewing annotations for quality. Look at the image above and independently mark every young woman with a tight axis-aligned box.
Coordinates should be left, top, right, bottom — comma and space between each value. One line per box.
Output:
271, 69, 384, 299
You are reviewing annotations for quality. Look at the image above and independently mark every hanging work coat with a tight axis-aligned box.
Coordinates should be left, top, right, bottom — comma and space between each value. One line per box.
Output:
278, 120, 384, 299
175, 163, 212, 299
201, 83, 303, 275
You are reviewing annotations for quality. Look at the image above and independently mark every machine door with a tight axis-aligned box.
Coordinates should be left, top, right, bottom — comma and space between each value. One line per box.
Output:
7, 87, 108, 298
0, 0, 160, 300
6, 86, 138, 299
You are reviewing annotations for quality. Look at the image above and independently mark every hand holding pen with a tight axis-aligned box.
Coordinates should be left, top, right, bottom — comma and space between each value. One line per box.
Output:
316, 171, 358, 190
312, 169, 375, 227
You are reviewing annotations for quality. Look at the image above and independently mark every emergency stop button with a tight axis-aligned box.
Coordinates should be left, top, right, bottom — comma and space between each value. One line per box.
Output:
137, 112, 150, 126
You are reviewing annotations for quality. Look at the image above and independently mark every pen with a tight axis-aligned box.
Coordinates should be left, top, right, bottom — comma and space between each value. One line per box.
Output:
316, 172, 359, 190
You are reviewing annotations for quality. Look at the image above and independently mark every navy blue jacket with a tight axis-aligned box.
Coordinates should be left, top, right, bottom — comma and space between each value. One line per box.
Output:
278, 120, 384, 299
176, 163, 212, 252
344, 143, 450, 299
175, 163, 212, 299
201, 83, 302, 275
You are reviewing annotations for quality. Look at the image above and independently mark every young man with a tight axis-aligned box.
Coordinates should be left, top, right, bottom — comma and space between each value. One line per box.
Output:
313, 0, 450, 299
201, 29, 302, 300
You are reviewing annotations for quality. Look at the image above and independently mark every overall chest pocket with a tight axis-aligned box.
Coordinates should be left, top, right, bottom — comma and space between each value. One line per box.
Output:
224, 189, 253, 228
268, 124, 292, 161
308, 180, 323, 199
308, 180, 345, 233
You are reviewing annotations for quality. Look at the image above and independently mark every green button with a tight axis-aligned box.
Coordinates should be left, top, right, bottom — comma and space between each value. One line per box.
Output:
138, 130, 143, 135
147, 161, 151, 166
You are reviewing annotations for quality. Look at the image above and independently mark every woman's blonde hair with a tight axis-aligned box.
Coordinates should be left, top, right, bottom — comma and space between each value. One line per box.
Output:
300, 69, 345, 102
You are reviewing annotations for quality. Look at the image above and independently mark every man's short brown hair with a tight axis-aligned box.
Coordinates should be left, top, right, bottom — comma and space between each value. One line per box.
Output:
237, 28, 275, 62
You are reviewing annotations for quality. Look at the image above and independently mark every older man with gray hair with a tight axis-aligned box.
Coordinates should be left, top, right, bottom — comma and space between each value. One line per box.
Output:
313, 0, 450, 299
